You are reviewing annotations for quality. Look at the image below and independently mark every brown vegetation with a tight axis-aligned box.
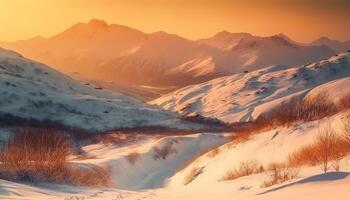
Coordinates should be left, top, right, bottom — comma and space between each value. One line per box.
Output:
261, 162, 299, 188
184, 167, 203, 185
220, 161, 264, 181
288, 122, 350, 173
0, 127, 110, 186
207, 148, 221, 158
232, 93, 350, 137
343, 112, 350, 146
255, 93, 337, 131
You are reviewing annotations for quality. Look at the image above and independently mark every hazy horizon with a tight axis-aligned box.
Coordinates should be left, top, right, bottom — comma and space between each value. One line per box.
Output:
0, 0, 349, 42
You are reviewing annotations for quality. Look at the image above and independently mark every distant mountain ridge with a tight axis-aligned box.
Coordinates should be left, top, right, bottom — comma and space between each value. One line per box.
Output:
0, 19, 337, 88
311, 37, 350, 53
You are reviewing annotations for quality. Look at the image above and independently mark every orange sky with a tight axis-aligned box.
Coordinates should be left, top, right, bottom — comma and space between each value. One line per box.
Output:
0, 0, 349, 42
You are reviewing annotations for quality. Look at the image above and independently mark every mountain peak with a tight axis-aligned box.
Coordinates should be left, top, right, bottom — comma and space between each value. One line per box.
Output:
87, 19, 108, 27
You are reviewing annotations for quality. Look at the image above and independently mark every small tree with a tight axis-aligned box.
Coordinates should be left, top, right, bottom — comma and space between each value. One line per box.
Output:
315, 121, 339, 173
343, 112, 350, 145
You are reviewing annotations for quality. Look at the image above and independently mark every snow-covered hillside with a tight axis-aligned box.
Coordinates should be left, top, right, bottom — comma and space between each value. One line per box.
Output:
0, 20, 335, 88
1, 115, 350, 200
152, 52, 350, 123
0, 47, 201, 131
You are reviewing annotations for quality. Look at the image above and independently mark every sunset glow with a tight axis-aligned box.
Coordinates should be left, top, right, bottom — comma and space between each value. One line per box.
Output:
0, 0, 349, 42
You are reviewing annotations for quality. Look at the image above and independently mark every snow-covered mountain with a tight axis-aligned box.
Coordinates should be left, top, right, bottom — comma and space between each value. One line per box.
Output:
0, 20, 335, 88
311, 37, 350, 53
151, 52, 350, 123
197, 31, 256, 50
0, 47, 201, 131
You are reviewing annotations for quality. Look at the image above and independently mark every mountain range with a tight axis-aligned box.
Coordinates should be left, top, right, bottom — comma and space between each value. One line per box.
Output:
1, 19, 345, 89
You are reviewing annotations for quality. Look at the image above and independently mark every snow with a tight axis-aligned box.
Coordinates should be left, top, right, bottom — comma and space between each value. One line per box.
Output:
74, 133, 229, 190
1, 115, 350, 199
152, 52, 350, 123
0, 47, 203, 131
1, 24, 335, 88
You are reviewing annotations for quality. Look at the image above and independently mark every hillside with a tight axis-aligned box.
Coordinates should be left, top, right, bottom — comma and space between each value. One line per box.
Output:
151, 52, 350, 123
1, 114, 349, 199
0, 47, 201, 131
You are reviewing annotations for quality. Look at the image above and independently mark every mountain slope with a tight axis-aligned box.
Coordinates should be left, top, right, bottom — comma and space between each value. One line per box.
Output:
197, 31, 256, 50
0, 47, 200, 131
312, 37, 350, 53
0, 21, 335, 88
151, 52, 350, 123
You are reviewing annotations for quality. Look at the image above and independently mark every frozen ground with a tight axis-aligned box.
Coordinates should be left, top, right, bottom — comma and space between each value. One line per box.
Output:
1, 114, 350, 200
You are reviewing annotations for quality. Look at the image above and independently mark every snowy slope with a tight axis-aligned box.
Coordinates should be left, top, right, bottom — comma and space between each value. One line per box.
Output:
152, 52, 350, 123
1, 116, 350, 199
158, 112, 350, 200
0, 47, 201, 131
74, 133, 228, 190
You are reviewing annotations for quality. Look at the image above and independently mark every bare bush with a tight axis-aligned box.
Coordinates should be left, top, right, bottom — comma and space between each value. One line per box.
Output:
0, 127, 110, 186
288, 144, 319, 167
316, 122, 341, 173
183, 167, 203, 185
0, 127, 70, 173
288, 122, 349, 172
126, 151, 141, 165
220, 161, 264, 181
343, 112, 350, 145
254, 93, 338, 132
339, 94, 350, 110
261, 162, 299, 188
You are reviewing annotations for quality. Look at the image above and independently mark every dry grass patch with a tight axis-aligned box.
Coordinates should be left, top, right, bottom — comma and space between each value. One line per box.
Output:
261, 162, 299, 188
254, 93, 338, 132
220, 161, 264, 181
207, 148, 221, 158
0, 127, 110, 186
183, 167, 203, 185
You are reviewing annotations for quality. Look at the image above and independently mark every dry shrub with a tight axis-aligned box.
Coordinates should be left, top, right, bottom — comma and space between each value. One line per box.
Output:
0, 127, 110, 186
288, 122, 350, 172
153, 140, 177, 160
126, 151, 141, 165
233, 132, 250, 142
207, 148, 221, 158
261, 162, 299, 188
183, 167, 203, 185
254, 93, 338, 132
339, 94, 350, 110
288, 144, 319, 167
67, 165, 110, 186
220, 161, 264, 181
343, 112, 350, 146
